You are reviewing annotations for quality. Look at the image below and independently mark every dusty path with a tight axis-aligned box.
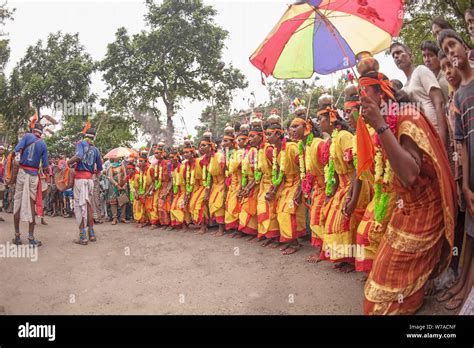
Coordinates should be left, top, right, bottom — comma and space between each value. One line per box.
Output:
0, 214, 449, 315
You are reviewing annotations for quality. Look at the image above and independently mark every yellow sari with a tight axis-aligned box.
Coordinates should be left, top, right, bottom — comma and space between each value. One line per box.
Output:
238, 147, 259, 235
208, 152, 225, 224
276, 142, 306, 242
189, 156, 209, 225
225, 148, 242, 230
256, 143, 279, 239
170, 163, 190, 227
307, 138, 328, 248
133, 168, 149, 223
146, 165, 160, 225
321, 130, 372, 263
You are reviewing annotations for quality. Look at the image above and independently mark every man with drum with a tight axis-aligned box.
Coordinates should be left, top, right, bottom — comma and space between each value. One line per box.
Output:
67, 127, 103, 245
12, 123, 49, 247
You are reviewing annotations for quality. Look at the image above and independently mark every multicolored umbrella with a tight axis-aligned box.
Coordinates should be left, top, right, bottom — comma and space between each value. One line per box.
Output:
104, 147, 138, 159
250, 0, 404, 78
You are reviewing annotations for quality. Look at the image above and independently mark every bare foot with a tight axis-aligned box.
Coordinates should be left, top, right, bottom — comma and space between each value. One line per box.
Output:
279, 243, 290, 252
339, 263, 355, 273
150, 225, 159, 230
307, 254, 322, 263
261, 239, 273, 247
246, 235, 256, 242
214, 230, 225, 237
282, 243, 301, 255
268, 241, 281, 249
234, 232, 245, 239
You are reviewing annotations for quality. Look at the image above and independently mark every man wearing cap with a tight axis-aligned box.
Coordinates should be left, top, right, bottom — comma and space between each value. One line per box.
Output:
67, 127, 103, 245
12, 123, 49, 247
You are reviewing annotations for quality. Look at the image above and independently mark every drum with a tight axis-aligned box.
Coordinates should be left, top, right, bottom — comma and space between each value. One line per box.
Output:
54, 167, 75, 192
4, 153, 19, 185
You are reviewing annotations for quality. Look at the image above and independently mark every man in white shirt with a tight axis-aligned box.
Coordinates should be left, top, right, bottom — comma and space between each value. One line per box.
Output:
390, 42, 449, 149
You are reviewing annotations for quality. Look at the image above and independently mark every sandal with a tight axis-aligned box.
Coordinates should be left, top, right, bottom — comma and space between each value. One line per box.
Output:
74, 238, 88, 246
28, 239, 42, 247
88, 229, 97, 242
12, 235, 22, 245
436, 289, 456, 303
444, 297, 464, 310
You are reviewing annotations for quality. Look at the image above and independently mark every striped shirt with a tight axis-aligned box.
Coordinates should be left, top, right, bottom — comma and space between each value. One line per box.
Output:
453, 79, 474, 191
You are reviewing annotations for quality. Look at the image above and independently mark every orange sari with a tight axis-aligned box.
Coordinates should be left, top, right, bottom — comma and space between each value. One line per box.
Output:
364, 106, 456, 315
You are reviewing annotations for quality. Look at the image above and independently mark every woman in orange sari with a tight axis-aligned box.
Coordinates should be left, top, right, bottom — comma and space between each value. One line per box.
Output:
170, 145, 190, 229
238, 119, 262, 240
318, 95, 372, 273
146, 144, 166, 229
359, 66, 455, 315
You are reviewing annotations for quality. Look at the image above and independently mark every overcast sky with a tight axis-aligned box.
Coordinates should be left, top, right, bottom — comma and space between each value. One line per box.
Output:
5, 0, 406, 145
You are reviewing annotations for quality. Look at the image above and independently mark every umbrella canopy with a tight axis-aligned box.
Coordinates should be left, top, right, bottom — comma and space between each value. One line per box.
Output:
104, 147, 138, 159
250, 0, 404, 78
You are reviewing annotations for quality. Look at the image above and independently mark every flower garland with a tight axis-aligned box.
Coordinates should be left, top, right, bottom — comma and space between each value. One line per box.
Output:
254, 147, 263, 184
139, 169, 146, 195
202, 159, 212, 188
271, 140, 286, 186
154, 163, 162, 190
129, 176, 135, 202
172, 166, 179, 194
324, 129, 338, 196
372, 107, 397, 223
298, 133, 314, 198
241, 151, 248, 187
185, 161, 195, 193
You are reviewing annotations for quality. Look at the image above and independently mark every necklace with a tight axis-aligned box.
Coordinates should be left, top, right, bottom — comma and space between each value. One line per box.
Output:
324, 129, 338, 196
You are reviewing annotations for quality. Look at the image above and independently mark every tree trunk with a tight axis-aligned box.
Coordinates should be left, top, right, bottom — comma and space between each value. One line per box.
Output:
166, 102, 174, 144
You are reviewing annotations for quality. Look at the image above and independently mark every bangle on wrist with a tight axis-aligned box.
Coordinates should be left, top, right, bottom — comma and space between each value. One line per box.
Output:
376, 124, 390, 135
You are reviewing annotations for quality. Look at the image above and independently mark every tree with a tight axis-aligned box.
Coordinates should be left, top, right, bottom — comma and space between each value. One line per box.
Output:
17, 31, 95, 118
45, 111, 138, 158
262, 78, 346, 127
195, 104, 235, 142
399, 0, 474, 65
100, 0, 247, 143
0, 68, 32, 145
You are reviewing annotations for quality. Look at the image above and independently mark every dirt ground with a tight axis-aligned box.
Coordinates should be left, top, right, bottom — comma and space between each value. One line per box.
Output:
0, 213, 450, 315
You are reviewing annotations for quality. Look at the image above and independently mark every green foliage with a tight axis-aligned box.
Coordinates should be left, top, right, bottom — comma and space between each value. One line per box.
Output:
100, 0, 247, 142
45, 112, 138, 158
263, 77, 346, 128
17, 31, 95, 115
195, 105, 235, 142
0, 68, 32, 145
399, 0, 474, 65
